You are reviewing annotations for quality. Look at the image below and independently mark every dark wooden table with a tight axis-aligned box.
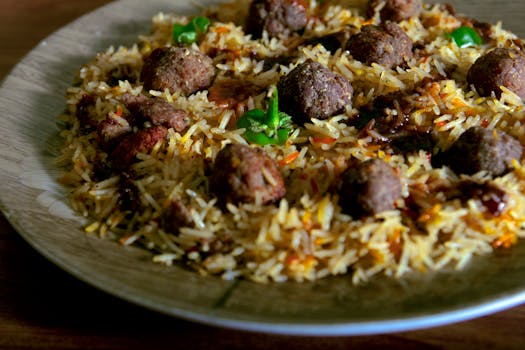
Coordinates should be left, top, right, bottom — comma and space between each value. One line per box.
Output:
1, 1, 525, 349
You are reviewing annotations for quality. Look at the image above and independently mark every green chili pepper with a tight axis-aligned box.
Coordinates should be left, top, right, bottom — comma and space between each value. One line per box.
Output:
236, 87, 293, 145
447, 26, 483, 48
173, 16, 210, 45
267, 86, 280, 129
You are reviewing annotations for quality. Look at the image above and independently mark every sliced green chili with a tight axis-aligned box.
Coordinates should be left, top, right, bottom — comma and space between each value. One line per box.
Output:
173, 16, 210, 45
447, 26, 483, 48
267, 88, 280, 129
236, 87, 293, 146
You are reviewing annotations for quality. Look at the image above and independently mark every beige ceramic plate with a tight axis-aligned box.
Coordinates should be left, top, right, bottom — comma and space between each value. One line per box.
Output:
2, 0, 525, 335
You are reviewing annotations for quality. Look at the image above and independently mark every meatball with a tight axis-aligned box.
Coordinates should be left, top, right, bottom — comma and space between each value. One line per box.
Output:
339, 159, 402, 217
246, 0, 308, 38
441, 126, 523, 177
210, 144, 286, 205
346, 21, 413, 68
207, 78, 263, 110
140, 46, 215, 96
277, 60, 353, 124
111, 126, 168, 170
122, 93, 189, 132
97, 113, 132, 150
163, 198, 194, 233
467, 48, 525, 100
367, 0, 422, 22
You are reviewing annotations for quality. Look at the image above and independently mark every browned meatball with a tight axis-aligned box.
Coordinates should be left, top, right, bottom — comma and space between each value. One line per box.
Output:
246, 0, 308, 38
467, 48, 525, 100
277, 60, 353, 124
367, 0, 422, 22
210, 144, 286, 205
140, 47, 215, 95
346, 21, 413, 68
162, 198, 194, 233
97, 113, 132, 150
339, 159, 402, 217
441, 126, 523, 177
111, 126, 168, 169
207, 78, 263, 110
122, 93, 190, 132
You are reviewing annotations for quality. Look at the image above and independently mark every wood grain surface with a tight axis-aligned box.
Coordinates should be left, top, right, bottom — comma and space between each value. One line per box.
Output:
1, 1, 525, 349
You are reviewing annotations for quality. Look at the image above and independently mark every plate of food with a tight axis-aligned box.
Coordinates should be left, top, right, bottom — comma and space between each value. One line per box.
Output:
2, 0, 525, 335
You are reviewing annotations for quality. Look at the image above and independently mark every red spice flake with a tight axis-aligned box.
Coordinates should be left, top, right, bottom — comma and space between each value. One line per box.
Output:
464, 108, 479, 117
450, 97, 467, 108
492, 233, 517, 249
116, 106, 123, 117
418, 204, 441, 223
286, 254, 316, 269
301, 210, 313, 231
227, 49, 242, 60
480, 118, 489, 128
286, 254, 299, 265
118, 233, 135, 245
312, 136, 337, 145
418, 213, 432, 223
364, 144, 382, 153
428, 82, 441, 96
388, 230, 403, 262
464, 215, 484, 232
278, 151, 299, 167
304, 255, 316, 270
310, 178, 319, 194
361, 18, 375, 26
213, 26, 230, 34
207, 78, 261, 109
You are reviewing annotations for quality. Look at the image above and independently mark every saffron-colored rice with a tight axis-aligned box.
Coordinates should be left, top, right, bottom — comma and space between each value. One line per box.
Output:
57, 0, 525, 284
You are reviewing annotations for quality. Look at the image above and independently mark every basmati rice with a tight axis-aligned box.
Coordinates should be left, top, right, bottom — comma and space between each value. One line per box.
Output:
57, 0, 525, 284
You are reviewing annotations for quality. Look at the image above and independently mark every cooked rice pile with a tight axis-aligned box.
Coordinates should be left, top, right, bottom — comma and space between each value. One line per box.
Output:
57, 0, 525, 283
